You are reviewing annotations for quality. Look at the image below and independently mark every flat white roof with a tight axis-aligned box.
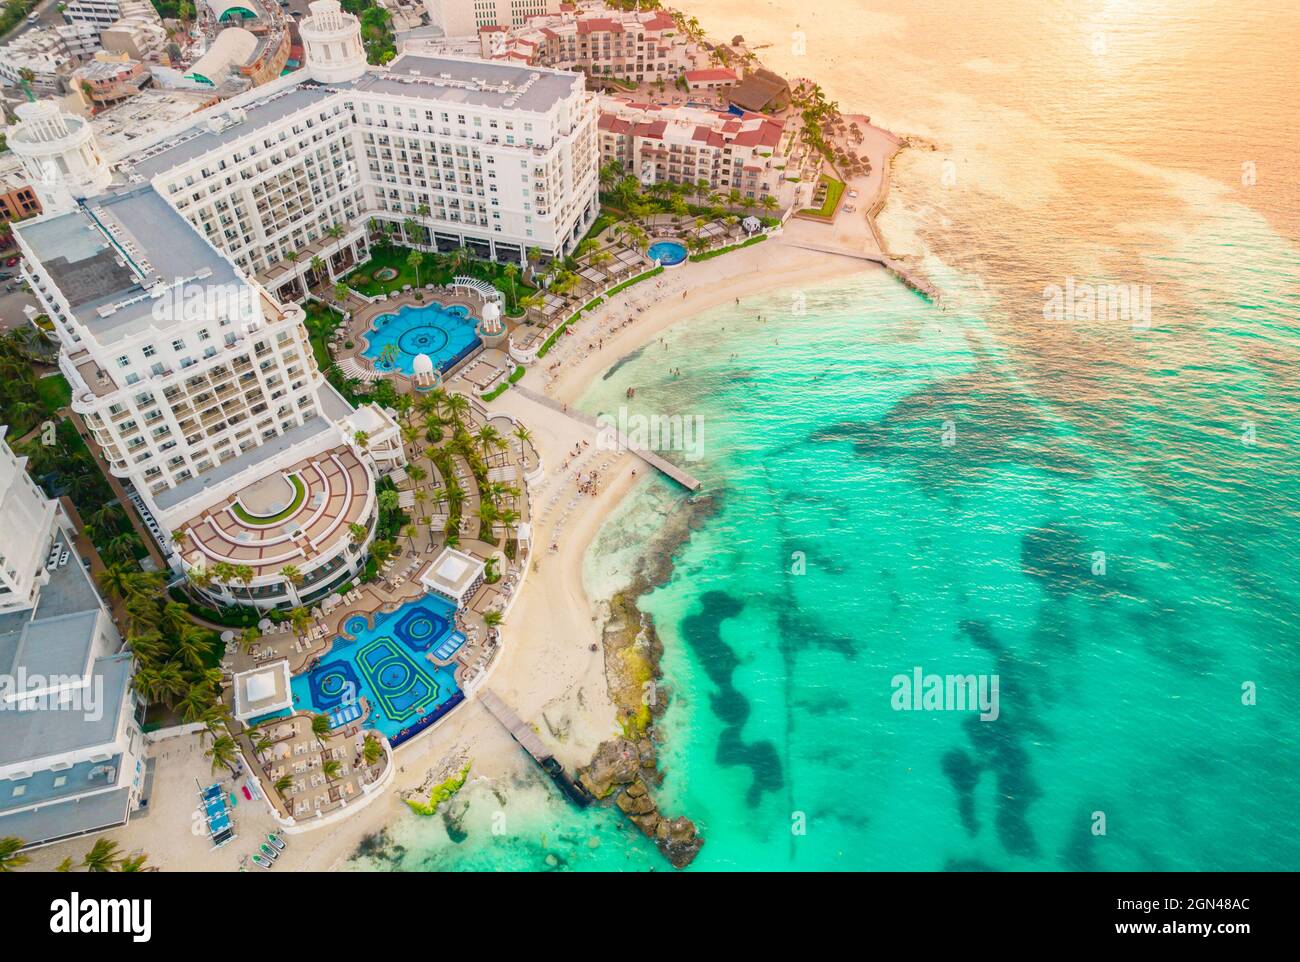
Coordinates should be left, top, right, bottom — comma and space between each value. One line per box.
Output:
233, 659, 292, 721
420, 547, 485, 604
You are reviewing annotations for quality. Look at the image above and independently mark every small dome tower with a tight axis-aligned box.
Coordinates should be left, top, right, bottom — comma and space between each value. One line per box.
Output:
8, 101, 111, 213
301, 0, 368, 84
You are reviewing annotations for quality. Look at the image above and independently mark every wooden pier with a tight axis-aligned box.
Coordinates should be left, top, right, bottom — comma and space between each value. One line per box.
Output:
479, 689, 593, 807
513, 386, 702, 492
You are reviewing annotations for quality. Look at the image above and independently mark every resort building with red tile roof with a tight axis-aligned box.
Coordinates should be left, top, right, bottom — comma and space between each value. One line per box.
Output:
596, 97, 794, 207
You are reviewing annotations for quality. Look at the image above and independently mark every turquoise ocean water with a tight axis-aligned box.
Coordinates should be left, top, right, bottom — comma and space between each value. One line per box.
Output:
352, 0, 1300, 870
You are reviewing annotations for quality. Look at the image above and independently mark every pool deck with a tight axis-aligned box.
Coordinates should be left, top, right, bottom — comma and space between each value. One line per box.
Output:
219, 391, 538, 803
332, 288, 488, 385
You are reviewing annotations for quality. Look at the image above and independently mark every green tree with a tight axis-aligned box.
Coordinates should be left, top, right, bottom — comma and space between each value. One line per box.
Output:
0, 837, 29, 872
81, 838, 122, 873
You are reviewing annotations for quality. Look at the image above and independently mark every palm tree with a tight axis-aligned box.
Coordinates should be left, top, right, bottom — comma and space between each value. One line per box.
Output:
333, 281, 351, 308
204, 733, 241, 777
133, 661, 187, 706
118, 853, 149, 873
483, 610, 503, 628
310, 713, 332, 744
0, 837, 29, 872
476, 500, 498, 536
126, 629, 167, 663
407, 249, 424, 287
160, 600, 190, 638
498, 507, 520, 544
353, 430, 370, 449
502, 262, 519, 310
239, 626, 261, 654
322, 759, 343, 780
348, 522, 368, 545
177, 684, 214, 724
234, 563, 256, 607
82, 838, 123, 872
402, 523, 418, 551
445, 393, 469, 427
97, 562, 137, 603
274, 775, 294, 795
289, 606, 311, 637
310, 255, 327, 286
362, 736, 383, 765
105, 531, 143, 564
598, 158, 624, 191
280, 564, 303, 601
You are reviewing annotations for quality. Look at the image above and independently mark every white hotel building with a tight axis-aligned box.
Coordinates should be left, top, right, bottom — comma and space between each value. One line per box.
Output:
11, 1, 598, 611
0, 430, 148, 849
426, 0, 565, 39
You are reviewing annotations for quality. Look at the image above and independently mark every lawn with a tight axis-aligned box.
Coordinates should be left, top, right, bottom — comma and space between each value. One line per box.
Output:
799, 174, 847, 219
344, 244, 535, 314
230, 474, 306, 525
36, 373, 71, 412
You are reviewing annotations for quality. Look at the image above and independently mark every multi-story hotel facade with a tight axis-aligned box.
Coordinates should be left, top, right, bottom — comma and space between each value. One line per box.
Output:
478, 6, 694, 85
427, 0, 565, 38
11, 1, 599, 611
0, 430, 148, 849
596, 97, 793, 208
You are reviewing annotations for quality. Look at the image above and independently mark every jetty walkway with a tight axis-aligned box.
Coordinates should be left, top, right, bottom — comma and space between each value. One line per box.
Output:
512, 385, 702, 492
479, 689, 593, 807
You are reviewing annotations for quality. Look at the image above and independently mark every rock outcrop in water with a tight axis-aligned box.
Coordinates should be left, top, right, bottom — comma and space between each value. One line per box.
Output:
577, 494, 716, 869
579, 737, 703, 869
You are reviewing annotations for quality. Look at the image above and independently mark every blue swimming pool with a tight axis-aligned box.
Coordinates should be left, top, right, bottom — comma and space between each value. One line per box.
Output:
290, 596, 466, 746
362, 303, 481, 375
647, 241, 688, 267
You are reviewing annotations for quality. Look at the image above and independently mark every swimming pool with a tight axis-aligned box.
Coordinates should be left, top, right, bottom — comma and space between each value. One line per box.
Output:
647, 241, 688, 267
290, 596, 466, 746
362, 303, 481, 376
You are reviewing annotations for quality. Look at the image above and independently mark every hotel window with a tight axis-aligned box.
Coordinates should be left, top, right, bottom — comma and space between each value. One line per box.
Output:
116, 355, 129, 368
142, 344, 156, 357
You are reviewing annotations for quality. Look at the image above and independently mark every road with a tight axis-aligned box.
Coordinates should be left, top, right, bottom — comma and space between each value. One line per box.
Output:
1, 0, 66, 44
0, 286, 38, 330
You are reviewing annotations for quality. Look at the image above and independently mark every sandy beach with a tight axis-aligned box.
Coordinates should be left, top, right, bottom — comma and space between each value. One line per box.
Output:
21, 235, 871, 874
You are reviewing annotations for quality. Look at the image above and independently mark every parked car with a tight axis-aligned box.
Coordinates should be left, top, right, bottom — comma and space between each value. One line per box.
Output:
4, 257, 19, 267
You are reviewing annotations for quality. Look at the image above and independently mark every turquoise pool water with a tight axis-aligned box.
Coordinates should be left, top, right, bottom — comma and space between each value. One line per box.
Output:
362, 303, 481, 376
648, 241, 688, 266
291, 596, 466, 746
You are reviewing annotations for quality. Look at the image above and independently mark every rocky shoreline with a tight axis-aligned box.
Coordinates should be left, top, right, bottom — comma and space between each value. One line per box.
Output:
576, 491, 718, 869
